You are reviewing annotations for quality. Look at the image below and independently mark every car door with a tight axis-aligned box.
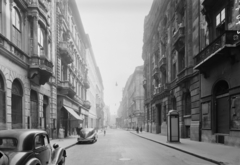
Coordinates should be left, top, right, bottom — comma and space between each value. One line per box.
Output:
34, 134, 50, 165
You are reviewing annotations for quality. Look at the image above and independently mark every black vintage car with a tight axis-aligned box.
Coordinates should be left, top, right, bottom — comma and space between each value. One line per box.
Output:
77, 128, 98, 143
0, 129, 66, 165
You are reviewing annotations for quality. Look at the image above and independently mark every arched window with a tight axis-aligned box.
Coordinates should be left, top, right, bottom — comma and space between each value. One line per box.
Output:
12, 79, 23, 129
38, 26, 44, 56
12, 7, 21, 48
0, 74, 5, 127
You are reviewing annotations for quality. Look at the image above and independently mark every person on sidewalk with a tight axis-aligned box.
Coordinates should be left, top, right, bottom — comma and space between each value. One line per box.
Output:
140, 127, 142, 133
104, 129, 106, 136
136, 126, 139, 133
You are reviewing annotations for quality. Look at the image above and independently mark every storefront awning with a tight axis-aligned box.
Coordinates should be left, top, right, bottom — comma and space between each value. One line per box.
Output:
63, 106, 82, 120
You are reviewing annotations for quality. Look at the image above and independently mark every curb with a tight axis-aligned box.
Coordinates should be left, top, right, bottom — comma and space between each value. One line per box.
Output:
130, 132, 226, 165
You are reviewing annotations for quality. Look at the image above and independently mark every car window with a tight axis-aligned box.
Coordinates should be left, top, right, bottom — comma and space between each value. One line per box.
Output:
34, 135, 44, 149
0, 138, 18, 149
43, 134, 49, 146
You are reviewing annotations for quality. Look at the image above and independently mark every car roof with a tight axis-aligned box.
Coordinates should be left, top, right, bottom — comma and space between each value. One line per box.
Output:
0, 129, 46, 139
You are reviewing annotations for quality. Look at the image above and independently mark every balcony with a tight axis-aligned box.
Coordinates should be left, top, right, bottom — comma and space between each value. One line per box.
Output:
57, 81, 76, 98
59, 41, 73, 64
194, 31, 240, 72
29, 56, 53, 85
83, 100, 91, 110
159, 57, 166, 72
24, 0, 49, 13
152, 66, 159, 78
176, 67, 193, 84
83, 78, 90, 89
173, 26, 185, 51
143, 79, 147, 88
152, 84, 170, 101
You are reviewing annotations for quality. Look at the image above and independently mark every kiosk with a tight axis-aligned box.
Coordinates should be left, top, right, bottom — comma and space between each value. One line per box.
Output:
167, 110, 180, 142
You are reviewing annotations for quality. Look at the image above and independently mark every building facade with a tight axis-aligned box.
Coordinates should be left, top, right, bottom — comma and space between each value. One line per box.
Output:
118, 66, 144, 129
56, 0, 91, 137
143, 0, 240, 147
85, 34, 105, 129
0, 0, 57, 138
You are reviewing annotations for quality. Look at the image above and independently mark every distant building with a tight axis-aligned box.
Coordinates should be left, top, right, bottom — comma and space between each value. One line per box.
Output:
118, 66, 144, 129
85, 34, 104, 128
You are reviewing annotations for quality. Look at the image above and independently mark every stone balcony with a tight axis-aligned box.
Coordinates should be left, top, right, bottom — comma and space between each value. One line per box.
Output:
152, 83, 170, 101
29, 55, 53, 85
159, 57, 166, 72
152, 66, 159, 78
83, 100, 91, 110
24, 0, 49, 12
57, 81, 76, 98
194, 31, 240, 73
59, 41, 73, 64
83, 78, 90, 89
172, 26, 185, 51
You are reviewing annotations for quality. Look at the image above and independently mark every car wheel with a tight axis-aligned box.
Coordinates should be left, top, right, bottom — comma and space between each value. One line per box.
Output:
58, 156, 65, 165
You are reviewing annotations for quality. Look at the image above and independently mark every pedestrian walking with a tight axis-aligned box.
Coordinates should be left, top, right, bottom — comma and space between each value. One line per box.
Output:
104, 129, 106, 136
140, 127, 142, 133
136, 126, 139, 133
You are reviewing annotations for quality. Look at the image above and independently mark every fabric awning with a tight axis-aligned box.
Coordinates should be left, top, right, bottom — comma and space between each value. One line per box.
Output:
63, 106, 82, 120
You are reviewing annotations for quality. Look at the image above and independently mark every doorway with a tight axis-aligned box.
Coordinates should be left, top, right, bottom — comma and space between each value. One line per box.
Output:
31, 90, 38, 129
214, 80, 229, 134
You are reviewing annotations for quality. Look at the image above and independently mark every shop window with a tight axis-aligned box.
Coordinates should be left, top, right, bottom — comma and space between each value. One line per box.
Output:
231, 95, 240, 130
202, 102, 211, 129
12, 7, 21, 48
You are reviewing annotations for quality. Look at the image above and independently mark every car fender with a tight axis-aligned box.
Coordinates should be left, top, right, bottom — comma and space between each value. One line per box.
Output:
25, 158, 42, 165
50, 147, 66, 165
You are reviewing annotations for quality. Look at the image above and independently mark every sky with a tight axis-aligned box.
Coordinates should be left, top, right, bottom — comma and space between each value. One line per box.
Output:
76, 0, 153, 115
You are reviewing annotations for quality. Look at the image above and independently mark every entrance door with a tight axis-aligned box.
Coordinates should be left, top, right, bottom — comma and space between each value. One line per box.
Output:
156, 104, 161, 133
216, 96, 229, 134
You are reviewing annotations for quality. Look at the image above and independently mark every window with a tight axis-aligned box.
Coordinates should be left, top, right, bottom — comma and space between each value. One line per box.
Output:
34, 135, 44, 149
216, 8, 225, 36
12, 8, 21, 48
172, 63, 176, 80
38, 26, 44, 56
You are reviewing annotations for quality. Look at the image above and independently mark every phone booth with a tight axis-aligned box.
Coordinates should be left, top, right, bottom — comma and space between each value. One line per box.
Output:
167, 110, 180, 142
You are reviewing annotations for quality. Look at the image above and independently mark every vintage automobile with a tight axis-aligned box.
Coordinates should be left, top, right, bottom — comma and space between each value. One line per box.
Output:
0, 129, 66, 165
77, 128, 98, 143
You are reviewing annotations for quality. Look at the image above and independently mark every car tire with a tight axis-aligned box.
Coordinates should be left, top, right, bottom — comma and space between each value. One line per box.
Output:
58, 156, 65, 165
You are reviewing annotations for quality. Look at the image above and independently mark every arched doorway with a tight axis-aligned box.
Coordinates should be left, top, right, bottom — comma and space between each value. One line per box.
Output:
214, 80, 229, 134
30, 90, 38, 129
0, 75, 5, 129
12, 79, 23, 129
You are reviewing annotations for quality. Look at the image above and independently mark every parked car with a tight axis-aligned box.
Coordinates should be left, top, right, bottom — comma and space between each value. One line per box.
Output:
0, 129, 66, 165
77, 128, 98, 143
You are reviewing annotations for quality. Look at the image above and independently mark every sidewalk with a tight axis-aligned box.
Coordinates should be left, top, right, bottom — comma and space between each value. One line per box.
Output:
130, 131, 240, 165
50, 135, 78, 149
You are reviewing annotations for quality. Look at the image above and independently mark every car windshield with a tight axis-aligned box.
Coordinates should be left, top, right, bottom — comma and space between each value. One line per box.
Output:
0, 138, 18, 149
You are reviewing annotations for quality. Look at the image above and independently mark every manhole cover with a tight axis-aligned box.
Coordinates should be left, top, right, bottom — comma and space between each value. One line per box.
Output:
119, 158, 131, 161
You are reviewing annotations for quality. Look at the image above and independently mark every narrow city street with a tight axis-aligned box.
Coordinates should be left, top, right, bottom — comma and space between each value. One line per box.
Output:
66, 129, 215, 165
